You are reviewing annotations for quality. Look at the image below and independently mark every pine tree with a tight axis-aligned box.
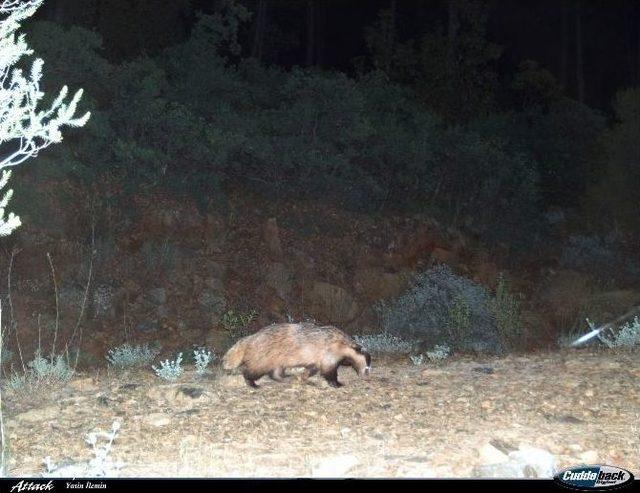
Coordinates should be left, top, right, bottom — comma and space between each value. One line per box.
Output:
0, 0, 90, 236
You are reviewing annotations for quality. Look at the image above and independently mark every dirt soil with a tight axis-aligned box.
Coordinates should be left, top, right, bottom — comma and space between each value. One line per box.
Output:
4, 349, 639, 478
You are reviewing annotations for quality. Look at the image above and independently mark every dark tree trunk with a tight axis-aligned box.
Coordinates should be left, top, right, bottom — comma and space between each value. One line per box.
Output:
575, 0, 585, 103
387, 0, 397, 72
315, 1, 327, 67
251, 0, 267, 61
306, 0, 315, 66
45, 0, 72, 24
560, 1, 569, 90
447, 0, 460, 77
637, 3, 640, 85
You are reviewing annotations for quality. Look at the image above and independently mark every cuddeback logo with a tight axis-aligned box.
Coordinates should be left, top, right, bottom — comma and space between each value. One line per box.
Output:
9, 481, 54, 492
555, 465, 634, 490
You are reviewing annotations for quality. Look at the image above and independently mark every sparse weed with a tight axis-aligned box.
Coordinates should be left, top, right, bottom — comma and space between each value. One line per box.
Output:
193, 347, 215, 374
152, 353, 184, 381
28, 351, 74, 381
557, 330, 589, 349
426, 344, 451, 361
44, 421, 123, 477
221, 309, 257, 338
106, 343, 160, 369
4, 350, 74, 396
410, 344, 451, 365
490, 274, 523, 349
0, 333, 11, 365
409, 354, 425, 366
447, 295, 471, 345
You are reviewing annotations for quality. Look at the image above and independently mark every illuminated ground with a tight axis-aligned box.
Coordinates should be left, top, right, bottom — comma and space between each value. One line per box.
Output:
5, 349, 639, 477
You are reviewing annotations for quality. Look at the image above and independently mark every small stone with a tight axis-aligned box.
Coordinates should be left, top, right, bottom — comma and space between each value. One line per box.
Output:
479, 443, 509, 465
205, 277, 225, 292
579, 450, 598, 464
472, 462, 528, 478
69, 377, 98, 392
312, 454, 359, 477
508, 445, 556, 478
177, 386, 204, 399
156, 304, 170, 318
135, 320, 158, 333
146, 413, 171, 427
147, 288, 167, 305
15, 406, 59, 423
197, 289, 226, 313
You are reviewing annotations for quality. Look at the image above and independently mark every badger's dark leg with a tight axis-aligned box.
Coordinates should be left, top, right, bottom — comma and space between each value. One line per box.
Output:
322, 366, 343, 388
243, 370, 263, 388
302, 365, 318, 382
269, 367, 286, 382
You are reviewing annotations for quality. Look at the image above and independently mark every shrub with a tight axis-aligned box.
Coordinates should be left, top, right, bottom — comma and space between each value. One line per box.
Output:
221, 309, 256, 339
447, 295, 472, 344
106, 343, 160, 369
490, 275, 523, 349
561, 234, 617, 272
353, 332, 416, 354
378, 265, 502, 354
193, 348, 215, 374
5, 350, 74, 395
560, 233, 639, 286
588, 88, 640, 233
409, 354, 424, 366
44, 421, 123, 477
598, 317, 640, 349
433, 119, 541, 245
152, 353, 184, 381
426, 344, 451, 361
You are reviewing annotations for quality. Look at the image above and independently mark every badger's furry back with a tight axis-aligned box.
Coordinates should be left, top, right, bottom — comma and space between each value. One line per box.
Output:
221, 322, 371, 387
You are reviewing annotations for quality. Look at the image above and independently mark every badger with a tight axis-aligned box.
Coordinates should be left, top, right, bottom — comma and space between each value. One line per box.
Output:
222, 322, 371, 388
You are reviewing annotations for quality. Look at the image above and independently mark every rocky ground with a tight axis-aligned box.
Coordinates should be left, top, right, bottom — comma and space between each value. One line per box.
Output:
4, 348, 638, 478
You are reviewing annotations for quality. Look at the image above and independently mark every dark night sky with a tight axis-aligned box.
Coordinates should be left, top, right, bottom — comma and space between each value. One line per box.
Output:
188, 0, 640, 110
39, 0, 640, 110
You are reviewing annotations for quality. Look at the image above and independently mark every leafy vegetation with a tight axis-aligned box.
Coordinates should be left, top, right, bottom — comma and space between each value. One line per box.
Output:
152, 353, 184, 381
4, 350, 74, 396
20, 1, 623, 248
490, 275, 523, 350
378, 265, 502, 353
353, 332, 416, 354
193, 347, 215, 374
220, 309, 257, 339
106, 343, 160, 369
597, 317, 640, 349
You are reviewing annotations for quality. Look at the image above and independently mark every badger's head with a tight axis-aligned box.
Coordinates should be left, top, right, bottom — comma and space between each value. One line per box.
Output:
351, 345, 372, 377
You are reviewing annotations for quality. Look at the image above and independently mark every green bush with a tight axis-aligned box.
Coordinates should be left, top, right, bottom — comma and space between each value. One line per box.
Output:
588, 88, 640, 233
490, 275, 523, 350
23, 5, 622, 252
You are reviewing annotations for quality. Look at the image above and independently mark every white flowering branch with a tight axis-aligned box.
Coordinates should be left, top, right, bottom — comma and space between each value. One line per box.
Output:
0, 0, 90, 236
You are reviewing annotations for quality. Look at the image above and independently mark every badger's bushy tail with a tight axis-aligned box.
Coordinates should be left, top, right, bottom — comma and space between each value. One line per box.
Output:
222, 339, 248, 370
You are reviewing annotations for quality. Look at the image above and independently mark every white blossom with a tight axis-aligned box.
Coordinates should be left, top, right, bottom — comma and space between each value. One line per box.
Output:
0, 0, 90, 236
